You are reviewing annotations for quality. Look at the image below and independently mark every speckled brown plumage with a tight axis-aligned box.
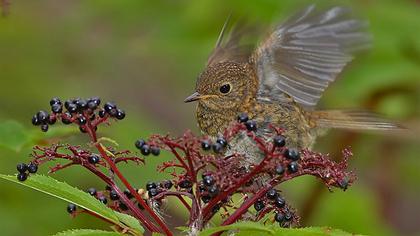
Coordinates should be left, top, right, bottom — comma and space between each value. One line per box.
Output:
185, 6, 401, 153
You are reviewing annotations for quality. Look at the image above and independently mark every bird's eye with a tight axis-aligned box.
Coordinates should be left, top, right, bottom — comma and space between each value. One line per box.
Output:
219, 84, 231, 94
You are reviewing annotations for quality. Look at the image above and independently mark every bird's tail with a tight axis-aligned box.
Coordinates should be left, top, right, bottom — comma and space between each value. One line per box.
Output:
310, 110, 404, 131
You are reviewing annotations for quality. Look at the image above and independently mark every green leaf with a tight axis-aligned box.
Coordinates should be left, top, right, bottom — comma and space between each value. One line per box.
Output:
115, 211, 144, 233
0, 120, 31, 152
53, 229, 123, 236
199, 222, 366, 236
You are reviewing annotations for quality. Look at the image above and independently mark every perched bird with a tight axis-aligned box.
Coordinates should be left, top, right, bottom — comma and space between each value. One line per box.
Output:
185, 6, 401, 155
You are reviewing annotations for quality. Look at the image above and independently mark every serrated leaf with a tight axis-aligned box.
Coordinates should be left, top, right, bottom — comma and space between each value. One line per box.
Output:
0, 120, 31, 152
115, 211, 144, 233
199, 222, 366, 236
53, 229, 122, 236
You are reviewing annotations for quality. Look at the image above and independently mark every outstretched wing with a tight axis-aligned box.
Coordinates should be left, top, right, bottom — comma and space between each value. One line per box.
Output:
207, 16, 258, 66
253, 5, 370, 109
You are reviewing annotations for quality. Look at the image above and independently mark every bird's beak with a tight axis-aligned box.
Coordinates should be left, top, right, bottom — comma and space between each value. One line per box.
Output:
184, 92, 201, 103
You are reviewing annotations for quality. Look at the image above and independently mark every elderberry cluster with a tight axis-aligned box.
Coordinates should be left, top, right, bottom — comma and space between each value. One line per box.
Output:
31, 97, 126, 133
254, 188, 294, 226
145, 180, 173, 202
201, 137, 228, 154
135, 139, 160, 156
199, 173, 219, 203
16, 162, 38, 181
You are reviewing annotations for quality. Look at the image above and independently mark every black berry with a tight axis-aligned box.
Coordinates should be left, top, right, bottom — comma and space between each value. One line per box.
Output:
119, 202, 128, 211
146, 182, 157, 191
77, 116, 87, 125
88, 97, 101, 108
36, 110, 49, 123
98, 196, 107, 204
140, 144, 150, 156
285, 149, 300, 161
338, 179, 349, 190
124, 189, 133, 199
135, 139, 146, 149
273, 135, 286, 147
16, 163, 27, 173
254, 200, 265, 211
75, 99, 87, 110
31, 115, 40, 126
67, 203, 77, 213
288, 161, 299, 173
148, 188, 159, 198
162, 180, 173, 189
245, 120, 257, 131
27, 163, 38, 173
266, 189, 278, 200
115, 109, 125, 120
237, 113, 249, 123
62, 112, 72, 124
203, 175, 215, 186
50, 97, 61, 106
87, 187, 97, 196
17, 172, 27, 181
104, 102, 116, 112
98, 110, 106, 118
274, 196, 285, 208
151, 146, 160, 156
88, 154, 100, 164
201, 195, 211, 203
41, 124, 49, 132
284, 212, 292, 221
275, 212, 285, 223
216, 137, 227, 147
51, 103, 63, 114
275, 165, 284, 175
109, 190, 119, 200
67, 103, 78, 113
201, 140, 211, 151
208, 185, 219, 197
178, 179, 192, 189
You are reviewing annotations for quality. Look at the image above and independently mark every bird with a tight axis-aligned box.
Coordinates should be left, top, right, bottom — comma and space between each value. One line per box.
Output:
184, 5, 401, 158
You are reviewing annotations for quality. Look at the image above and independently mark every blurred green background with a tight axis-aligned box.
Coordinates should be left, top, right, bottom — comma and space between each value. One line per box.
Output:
0, 0, 419, 235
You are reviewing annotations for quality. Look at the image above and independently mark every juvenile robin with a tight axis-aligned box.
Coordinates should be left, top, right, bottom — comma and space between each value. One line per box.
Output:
184, 6, 401, 158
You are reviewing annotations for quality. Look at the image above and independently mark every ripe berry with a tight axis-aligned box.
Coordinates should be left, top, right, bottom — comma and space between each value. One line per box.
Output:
87, 188, 97, 196
254, 200, 265, 211
162, 180, 173, 189
203, 175, 215, 186
274, 196, 285, 208
273, 135, 286, 147
237, 113, 249, 123
88, 97, 101, 108
98, 196, 107, 204
135, 139, 146, 149
140, 145, 151, 156
216, 137, 227, 147
146, 182, 157, 191
16, 163, 28, 173
67, 103, 78, 113
285, 212, 292, 221
285, 149, 300, 161
266, 189, 278, 200
62, 112, 72, 124
119, 202, 128, 211
338, 179, 349, 190
208, 185, 219, 197
41, 124, 49, 132
64, 100, 72, 110
88, 155, 100, 164
104, 102, 116, 112
37, 110, 49, 123
115, 109, 125, 120
67, 203, 77, 214
275, 212, 285, 223
124, 189, 133, 199
288, 161, 299, 173
109, 190, 119, 200
201, 140, 211, 151
79, 126, 87, 133
98, 110, 106, 118
245, 120, 257, 131
27, 163, 38, 174
212, 143, 223, 153
178, 179, 192, 189
201, 195, 211, 203
17, 172, 27, 181
31, 115, 40, 126
78, 116, 87, 125
151, 146, 160, 156
75, 99, 87, 110
275, 165, 284, 175
51, 103, 62, 114
50, 97, 61, 106
148, 188, 159, 198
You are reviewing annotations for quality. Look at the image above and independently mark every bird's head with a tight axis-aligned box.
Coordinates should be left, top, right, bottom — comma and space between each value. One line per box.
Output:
184, 62, 256, 112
